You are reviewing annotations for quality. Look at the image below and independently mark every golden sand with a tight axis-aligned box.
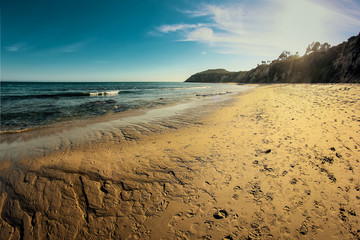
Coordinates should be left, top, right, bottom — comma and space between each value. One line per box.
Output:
0, 84, 359, 239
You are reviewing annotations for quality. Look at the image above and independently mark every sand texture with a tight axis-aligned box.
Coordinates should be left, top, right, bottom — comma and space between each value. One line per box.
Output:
0, 84, 359, 239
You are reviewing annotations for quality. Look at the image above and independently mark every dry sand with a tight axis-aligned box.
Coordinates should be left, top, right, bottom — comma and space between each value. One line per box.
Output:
0, 84, 359, 239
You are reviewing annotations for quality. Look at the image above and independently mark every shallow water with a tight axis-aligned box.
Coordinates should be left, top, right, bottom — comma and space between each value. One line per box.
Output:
1, 82, 245, 132
0, 82, 255, 161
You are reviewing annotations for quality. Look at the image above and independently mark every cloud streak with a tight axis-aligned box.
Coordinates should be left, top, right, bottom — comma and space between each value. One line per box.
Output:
5, 40, 91, 55
32, 39, 94, 56
5, 43, 32, 52
155, 0, 360, 56
157, 24, 204, 33
53, 40, 91, 53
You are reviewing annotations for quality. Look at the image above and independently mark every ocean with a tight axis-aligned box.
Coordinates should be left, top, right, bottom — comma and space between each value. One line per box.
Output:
0, 81, 254, 161
0, 81, 250, 132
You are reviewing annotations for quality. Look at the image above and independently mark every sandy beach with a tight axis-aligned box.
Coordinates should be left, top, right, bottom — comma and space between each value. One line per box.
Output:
0, 84, 359, 239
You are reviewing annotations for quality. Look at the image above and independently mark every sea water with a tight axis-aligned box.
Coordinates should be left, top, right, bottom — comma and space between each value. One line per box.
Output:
0, 81, 253, 161
1, 82, 249, 132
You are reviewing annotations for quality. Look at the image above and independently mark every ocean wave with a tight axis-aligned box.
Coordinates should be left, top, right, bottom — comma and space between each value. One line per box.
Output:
1, 92, 91, 100
89, 91, 119, 96
0, 90, 138, 100
163, 86, 211, 90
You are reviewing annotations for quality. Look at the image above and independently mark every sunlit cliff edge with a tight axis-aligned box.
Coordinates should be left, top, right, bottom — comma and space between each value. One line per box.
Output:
185, 33, 360, 84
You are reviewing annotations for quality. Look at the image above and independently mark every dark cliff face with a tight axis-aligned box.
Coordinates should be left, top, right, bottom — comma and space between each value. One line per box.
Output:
185, 34, 360, 84
185, 69, 238, 83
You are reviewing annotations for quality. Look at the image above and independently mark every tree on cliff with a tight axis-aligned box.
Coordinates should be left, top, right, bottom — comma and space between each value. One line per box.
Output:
305, 42, 331, 55
185, 34, 359, 84
277, 51, 299, 61
278, 50, 291, 60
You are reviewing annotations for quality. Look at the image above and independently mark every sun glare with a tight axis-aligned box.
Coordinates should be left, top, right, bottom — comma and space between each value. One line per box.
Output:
276, 0, 331, 54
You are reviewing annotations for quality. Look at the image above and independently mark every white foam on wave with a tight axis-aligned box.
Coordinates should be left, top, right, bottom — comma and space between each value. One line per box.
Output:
187, 86, 211, 89
163, 86, 211, 91
89, 91, 120, 96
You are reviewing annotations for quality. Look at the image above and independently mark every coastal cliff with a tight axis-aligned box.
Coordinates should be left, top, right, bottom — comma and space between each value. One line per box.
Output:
186, 33, 360, 83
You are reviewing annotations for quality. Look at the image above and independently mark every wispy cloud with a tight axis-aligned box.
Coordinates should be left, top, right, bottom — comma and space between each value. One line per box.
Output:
5, 40, 91, 55
53, 40, 91, 53
5, 43, 32, 52
157, 23, 204, 33
155, 0, 360, 56
183, 27, 215, 43
33, 39, 94, 56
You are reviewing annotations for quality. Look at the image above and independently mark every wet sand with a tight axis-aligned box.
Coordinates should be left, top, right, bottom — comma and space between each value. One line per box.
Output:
0, 88, 253, 162
0, 84, 359, 239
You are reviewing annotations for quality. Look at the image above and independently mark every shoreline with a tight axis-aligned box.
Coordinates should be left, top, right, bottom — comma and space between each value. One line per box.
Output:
0, 81, 250, 134
0, 85, 255, 162
1, 84, 359, 239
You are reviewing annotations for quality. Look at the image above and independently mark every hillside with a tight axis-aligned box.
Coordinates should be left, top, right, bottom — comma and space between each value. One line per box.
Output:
185, 33, 360, 83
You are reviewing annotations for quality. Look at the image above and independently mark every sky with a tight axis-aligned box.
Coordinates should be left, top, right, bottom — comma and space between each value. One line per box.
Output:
1, 0, 360, 82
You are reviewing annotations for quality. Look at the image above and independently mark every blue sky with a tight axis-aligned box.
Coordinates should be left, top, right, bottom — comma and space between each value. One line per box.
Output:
2, 0, 360, 82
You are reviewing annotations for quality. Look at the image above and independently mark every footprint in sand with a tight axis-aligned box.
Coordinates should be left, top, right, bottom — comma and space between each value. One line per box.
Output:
223, 234, 234, 240
299, 222, 308, 235
213, 209, 228, 219
290, 178, 298, 185
233, 185, 242, 191
224, 174, 232, 183
204, 220, 214, 230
